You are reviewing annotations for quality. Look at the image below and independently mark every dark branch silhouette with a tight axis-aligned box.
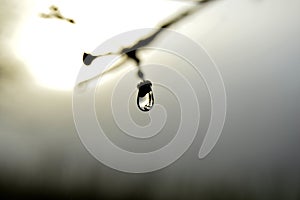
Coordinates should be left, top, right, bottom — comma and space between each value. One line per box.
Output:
40, 5, 75, 24
80, 0, 217, 86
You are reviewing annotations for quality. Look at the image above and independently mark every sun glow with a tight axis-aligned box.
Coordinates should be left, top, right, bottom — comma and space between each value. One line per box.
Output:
15, 0, 185, 90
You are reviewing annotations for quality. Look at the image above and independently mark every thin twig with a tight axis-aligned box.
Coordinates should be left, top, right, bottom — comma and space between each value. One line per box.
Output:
40, 5, 75, 24
80, 0, 217, 86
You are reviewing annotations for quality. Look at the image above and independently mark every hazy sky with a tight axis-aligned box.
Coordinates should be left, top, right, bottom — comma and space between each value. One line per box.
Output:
0, 0, 300, 199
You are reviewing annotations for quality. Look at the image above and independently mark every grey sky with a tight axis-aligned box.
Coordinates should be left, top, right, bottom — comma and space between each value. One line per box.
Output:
0, 0, 300, 199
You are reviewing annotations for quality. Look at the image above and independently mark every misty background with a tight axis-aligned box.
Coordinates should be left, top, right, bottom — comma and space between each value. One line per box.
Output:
0, 0, 300, 199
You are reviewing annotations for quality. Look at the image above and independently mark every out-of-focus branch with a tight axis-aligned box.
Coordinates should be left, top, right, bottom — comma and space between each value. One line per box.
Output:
40, 5, 75, 24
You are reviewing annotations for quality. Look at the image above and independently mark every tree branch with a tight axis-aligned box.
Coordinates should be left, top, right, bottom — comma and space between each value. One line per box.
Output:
40, 5, 75, 24
79, 0, 217, 86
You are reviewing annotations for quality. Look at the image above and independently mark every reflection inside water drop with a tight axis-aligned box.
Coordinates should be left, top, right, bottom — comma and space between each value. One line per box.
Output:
137, 80, 154, 112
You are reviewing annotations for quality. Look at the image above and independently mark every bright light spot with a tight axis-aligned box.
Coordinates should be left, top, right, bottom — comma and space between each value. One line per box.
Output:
15, 0, 185, 90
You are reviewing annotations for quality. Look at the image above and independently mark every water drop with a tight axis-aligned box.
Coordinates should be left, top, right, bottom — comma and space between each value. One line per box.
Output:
137, 80, 154, 112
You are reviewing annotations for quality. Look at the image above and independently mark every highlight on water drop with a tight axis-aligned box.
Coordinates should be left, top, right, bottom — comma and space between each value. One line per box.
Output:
136, 80, 154, 112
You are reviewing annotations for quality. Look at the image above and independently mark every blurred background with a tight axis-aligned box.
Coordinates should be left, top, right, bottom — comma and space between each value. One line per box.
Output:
0, 0, 300, 199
